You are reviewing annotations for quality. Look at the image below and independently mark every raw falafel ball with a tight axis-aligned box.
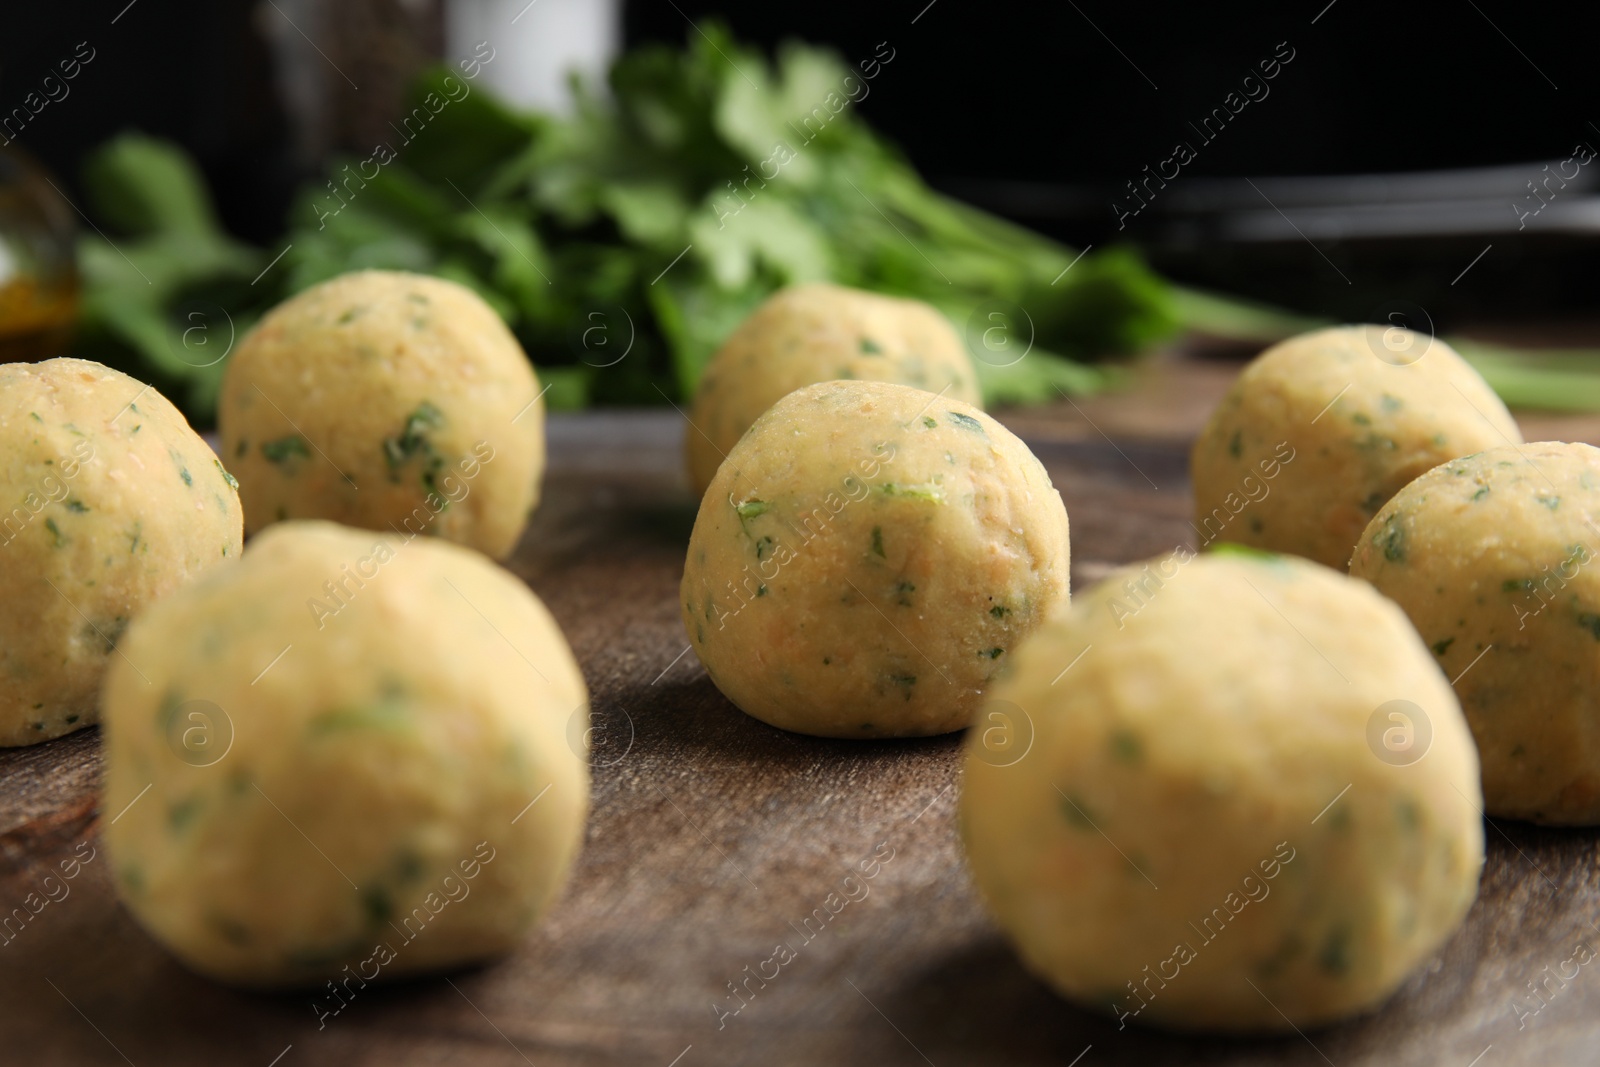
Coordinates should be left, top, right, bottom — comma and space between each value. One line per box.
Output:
219, 270, 544, 559
0, 358, 241, 746
686, 283, 981, 495
1352, 441, 1600, 823
682, 380, 1068, 738
962, 550, 1483, 1031
101, 521, 588, 986
1191, 326, 1519, 568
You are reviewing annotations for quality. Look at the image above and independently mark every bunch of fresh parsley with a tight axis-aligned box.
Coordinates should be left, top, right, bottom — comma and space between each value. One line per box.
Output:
73, 23, 1189, 422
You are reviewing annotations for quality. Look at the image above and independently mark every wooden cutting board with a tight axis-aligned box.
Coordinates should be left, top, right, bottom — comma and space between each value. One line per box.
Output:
4, 359, 1599, 1066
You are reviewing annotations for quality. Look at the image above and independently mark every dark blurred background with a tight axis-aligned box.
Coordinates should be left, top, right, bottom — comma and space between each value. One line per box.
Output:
3, 0, 1596, 326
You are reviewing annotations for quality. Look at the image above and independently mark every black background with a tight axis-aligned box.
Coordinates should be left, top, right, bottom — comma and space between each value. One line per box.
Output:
2, 0, 1594, 318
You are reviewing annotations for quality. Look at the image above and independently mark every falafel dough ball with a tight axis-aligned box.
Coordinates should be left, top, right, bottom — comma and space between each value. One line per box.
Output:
1191, 326, 1520, 569
0, 359, 242, 746
1352, 441, 1600, 823
101, 521, 589, 987
961, 551, 1483, 1031
681, 380, 1069, 738
686, 282, 982, 495
219, 270, 544, 560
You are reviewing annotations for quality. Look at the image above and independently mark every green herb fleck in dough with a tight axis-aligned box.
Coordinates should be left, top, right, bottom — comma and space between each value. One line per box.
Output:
982, 647, 1004, 659
361, 886, 393, 925
65, 714, 78, 724
309, 699, 411, 735
1060, 794, 1097, 830
756, 585, 768, 597
157, 694, 184, 742
86, 616, 129, 654
947, 411, 985, 434
1432, 637, 1455, 656
1357, 433, 1399, 453
1360, 491, 1385, 513
990, 604, 1009, 619
1578, 613, 1600, 641
44, 517, 65, 547
64, 498, 88, 513
1228, 430, 1242, 458
235, 440, 248, 458
895, 580, 915, 606
28, 412, 41, 423
889, 673, 917, 698
1318, 926, 1352, 976
167, 447, 194, 486
1380, 394, 1403, 413
736, 499, 772, 520
1110, 730, 1143, 763
392, 850, 425, 883
1352, 412, 1371, 426
262, 436, 311, 465
1472, 486, 1490, 501
1395, 798, 1420, 831
336, 307, 362, 325
754, 535, 774, 560
1256, 933, 1305, 980
1540, 495, 1561, 510
1377, 516, 1406, 563
1503, 578, 1534, 594
382, 402, 447, 504
214, 460, 239, 491
871, 526, 886, 558
1211, 542, 1283, 563
880, 482, 945, 503
860, 338, 883, 354
921, 416, 937, 429
127, 521, 142, 554
169, 797, 202, 833
212, 915, 252, 946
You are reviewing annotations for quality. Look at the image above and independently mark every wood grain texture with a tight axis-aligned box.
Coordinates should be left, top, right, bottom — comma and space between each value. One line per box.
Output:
3, 400, 1599, 1067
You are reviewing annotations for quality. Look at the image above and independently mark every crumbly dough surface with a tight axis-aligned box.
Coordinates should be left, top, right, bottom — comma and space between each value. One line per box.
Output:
102, 521, 588, 986
962, 551, 1483, 1031
686, 283, 981, 495
219, 270, 544, 559
682, 380, 1069, 738
1352, 441, 1600, 823
0, 358, 241, 745
1191, 326, 1520, 568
